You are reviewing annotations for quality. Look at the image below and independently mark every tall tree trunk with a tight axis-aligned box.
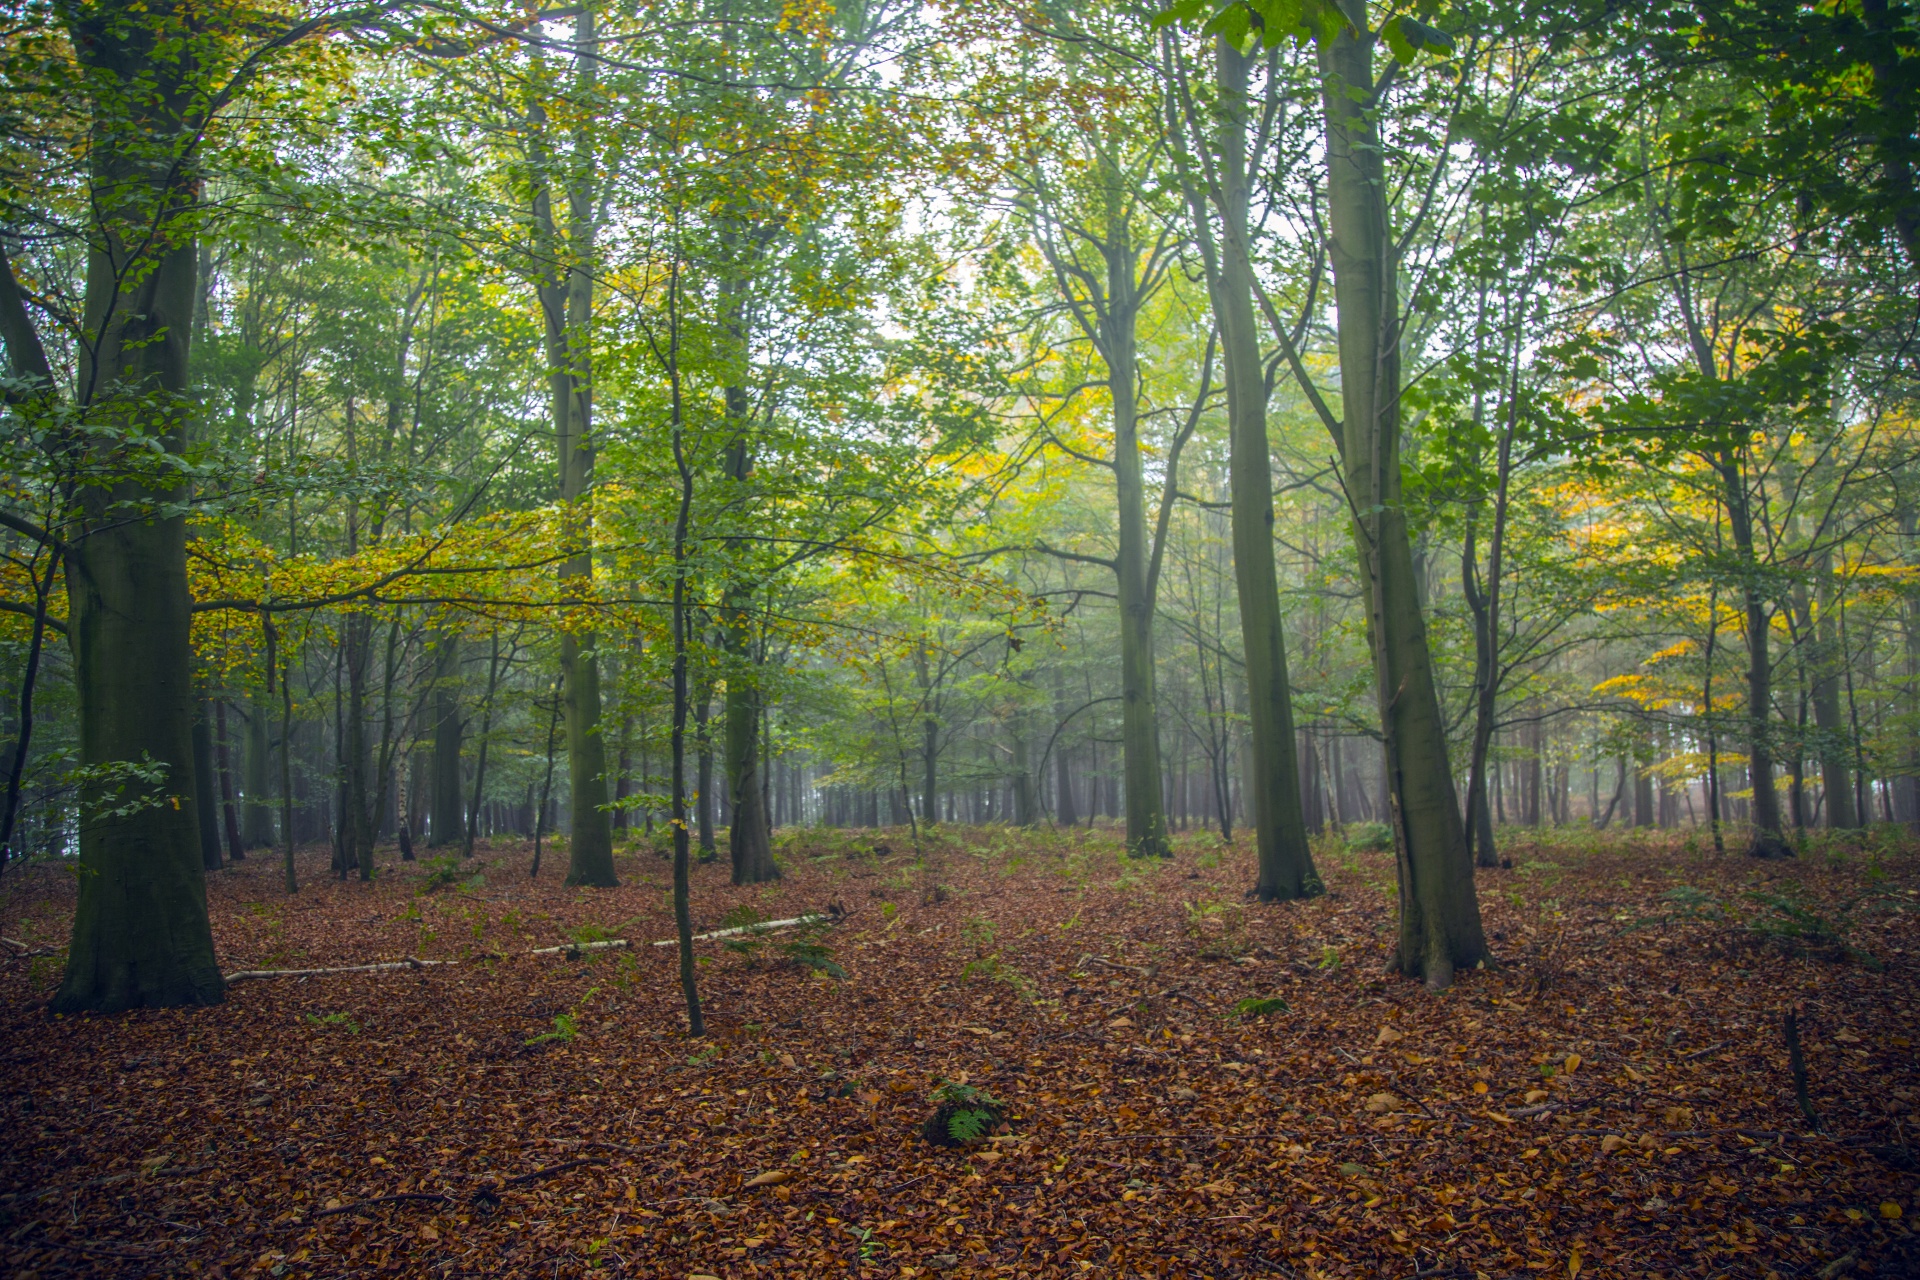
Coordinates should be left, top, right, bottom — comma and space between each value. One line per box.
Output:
243, 687, 274, 846
1319, 4, 1486, 987
40, 0, 223, 1010
1211, 38, 1318, 895
722, 433, 778, 884
427, 632, 463, 846
1810, 544, 1857, 829
532, 7, 616, 888
1717, 453, 1791, 856
1101, 193, 1171, 861
191, 705, 223, 871
1899, 507, 1920, 828
694, 674, 716, 857
215, 699, 246, 863
344, 612, 374, 880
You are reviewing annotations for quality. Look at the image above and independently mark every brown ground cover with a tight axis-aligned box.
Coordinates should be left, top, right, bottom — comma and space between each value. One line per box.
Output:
0, 825, 1916, 1279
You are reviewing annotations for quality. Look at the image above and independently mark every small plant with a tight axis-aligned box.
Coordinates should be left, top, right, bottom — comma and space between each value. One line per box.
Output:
1345, 821, 1394, 853
780, 920, 846, 979
568, 921, 621, 945
525, 1010, 580, 1046
1235, 995, 1290, 1020
305, 1012, 361, 1034
687, 1043, 721, 1068
1183, 898, 1248, 960
879, 901, 897, 921
526, 986, 600, 1046
922, 1079, 1005, 1147
720, 904, 767, 931
420, 855, 463, 892
1631, 884, 1889, 969
1316, 944, 1341, 971
784, 936, 846, 979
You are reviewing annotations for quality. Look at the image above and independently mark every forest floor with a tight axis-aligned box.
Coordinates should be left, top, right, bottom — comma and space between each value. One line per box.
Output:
1, 823, 1917, 1280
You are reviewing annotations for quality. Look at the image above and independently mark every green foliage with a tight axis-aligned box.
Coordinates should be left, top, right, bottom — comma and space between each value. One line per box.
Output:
526, 987, 601, 1046
1344, 822, 1394, 853
305, 1012, 360, 1034
780, 921, 845, 979
1235, 995, 1291, 1020
1634, 885, 1889, 969
927, 1079, 1004, 1146
420, 856, 464, 893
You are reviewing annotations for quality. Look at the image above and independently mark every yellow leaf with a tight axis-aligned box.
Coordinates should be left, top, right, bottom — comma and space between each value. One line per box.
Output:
1568, 1251, 1583, 1278
1472, 1081, 1489, 1095
1563, 1053, 1581, 1074
1882, 1202, 1903, 1220
743, 1170, 792, 1188
1375, 1025, 1406, 1046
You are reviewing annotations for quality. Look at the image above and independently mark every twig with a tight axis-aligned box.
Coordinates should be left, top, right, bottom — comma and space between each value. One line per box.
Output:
1784, 1010, 1820, 1131
878, 1173, 931, 1195
1679, 1041, 1730, 1062
502, 1158, 606, 1186
313, 1192, 452, 1218
1815, 1252, 1856, 1279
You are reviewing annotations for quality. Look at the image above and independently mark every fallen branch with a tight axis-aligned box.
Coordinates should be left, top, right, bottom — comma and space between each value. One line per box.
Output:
224, 957, 452, 983
226, 913, 834, 982
649, 914, 828, 947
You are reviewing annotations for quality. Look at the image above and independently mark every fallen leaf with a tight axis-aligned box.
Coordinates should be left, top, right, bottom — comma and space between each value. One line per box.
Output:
1525, 1089, 1549, 1103
1375, 1025, 1406, 1046
1881, 1202, 1903, 1220
1108, 1018, 1133, 1029
743, 1170, 793, 1188
1568, 1251, 1583, 1278
1364, 1092, 1399, 1113
1472, 1081, 1489, 1095
1563, 1053, 1581, 1074
1601, 1135, 1627, 1154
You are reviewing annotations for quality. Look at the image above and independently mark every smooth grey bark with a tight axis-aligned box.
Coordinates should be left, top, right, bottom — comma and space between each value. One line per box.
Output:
1205, 39, 1319, 897
530, 6, 616, 888
1318, 5, 1487, 987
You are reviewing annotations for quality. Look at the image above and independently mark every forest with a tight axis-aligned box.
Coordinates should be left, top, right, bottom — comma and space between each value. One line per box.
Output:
1, 0, 1918, 1276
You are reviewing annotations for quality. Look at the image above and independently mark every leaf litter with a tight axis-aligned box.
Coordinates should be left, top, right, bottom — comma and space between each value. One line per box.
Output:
0, 826, 1916, 1278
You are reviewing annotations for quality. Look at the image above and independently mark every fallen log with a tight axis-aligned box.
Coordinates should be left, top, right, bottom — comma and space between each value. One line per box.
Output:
222, 913, 833, 982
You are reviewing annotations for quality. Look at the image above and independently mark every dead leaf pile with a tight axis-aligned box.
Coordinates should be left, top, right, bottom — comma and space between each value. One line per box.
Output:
0, 826, 1915, 1278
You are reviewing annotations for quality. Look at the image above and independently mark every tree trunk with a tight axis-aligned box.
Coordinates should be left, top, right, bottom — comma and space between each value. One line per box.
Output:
694, 676, 716, 857
45, 0, 223, 1010
191, 707, 223, 871
722, 440, 778, 885
243, 687, 274, 846
532, 7, 615, 888
427, 632, 463, 846
1212, 38, 1317, 895
1319, 5, 1486, 987
1810, 545, 1857, 829
1718, 453, 1791, 857
1096, 222, 1171, 859
215, 700, 246, 864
